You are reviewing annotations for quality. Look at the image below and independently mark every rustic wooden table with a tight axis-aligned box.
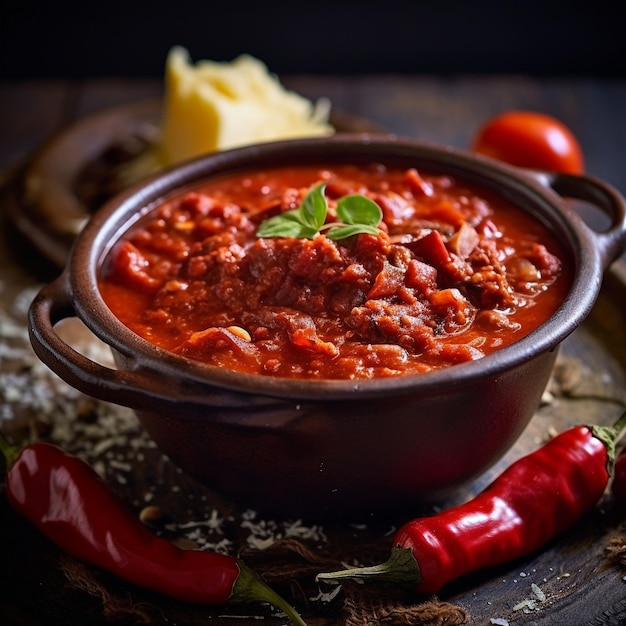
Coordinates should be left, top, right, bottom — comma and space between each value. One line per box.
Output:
1, 76, 626, 626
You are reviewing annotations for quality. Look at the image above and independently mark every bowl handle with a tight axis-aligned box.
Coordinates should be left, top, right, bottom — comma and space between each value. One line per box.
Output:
536, 171, 626, 269
28, 273, 173, 413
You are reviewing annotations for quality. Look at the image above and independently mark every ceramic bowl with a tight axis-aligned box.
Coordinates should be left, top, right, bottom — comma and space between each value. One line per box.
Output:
28, 135, 626, 519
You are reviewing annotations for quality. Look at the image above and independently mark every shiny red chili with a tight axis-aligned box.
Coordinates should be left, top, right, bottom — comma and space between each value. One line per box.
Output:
0, 435, 306, 625
611, 447, 626, 503
317, 411, 626, 594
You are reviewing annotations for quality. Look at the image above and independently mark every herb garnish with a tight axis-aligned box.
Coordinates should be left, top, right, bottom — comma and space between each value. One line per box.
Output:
256, 183, 383, 241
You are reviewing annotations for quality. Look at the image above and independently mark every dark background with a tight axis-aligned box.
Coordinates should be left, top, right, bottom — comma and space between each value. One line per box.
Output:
2, 1, 624, 79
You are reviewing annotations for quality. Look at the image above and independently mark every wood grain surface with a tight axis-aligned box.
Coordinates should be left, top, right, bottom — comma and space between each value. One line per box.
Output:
1, 76, 626, 626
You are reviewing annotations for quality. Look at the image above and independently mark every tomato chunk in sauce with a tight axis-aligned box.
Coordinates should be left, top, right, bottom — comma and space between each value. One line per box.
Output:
99, 163, 572, 379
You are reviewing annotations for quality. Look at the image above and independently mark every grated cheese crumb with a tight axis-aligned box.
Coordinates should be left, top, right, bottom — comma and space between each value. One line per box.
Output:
512, 581, 548, 613
531, 582, 546, 602
310, 585, 342, 603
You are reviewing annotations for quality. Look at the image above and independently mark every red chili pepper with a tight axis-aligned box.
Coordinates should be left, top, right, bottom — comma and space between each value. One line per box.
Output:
0, 434, 306, 626
611, 447, 626, 503
317, 411, 626, 595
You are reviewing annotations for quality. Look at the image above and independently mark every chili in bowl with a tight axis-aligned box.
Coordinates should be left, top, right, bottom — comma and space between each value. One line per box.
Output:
28, 135, 626, 519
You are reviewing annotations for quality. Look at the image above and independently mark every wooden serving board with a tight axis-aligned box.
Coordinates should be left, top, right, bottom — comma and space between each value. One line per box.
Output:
1, 103, 625, 625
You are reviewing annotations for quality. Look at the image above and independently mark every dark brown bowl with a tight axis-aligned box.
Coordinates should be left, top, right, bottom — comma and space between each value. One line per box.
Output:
28, 135, 626, 519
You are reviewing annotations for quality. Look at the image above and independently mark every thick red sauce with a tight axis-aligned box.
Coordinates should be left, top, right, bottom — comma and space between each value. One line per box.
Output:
99, 163, 572, 379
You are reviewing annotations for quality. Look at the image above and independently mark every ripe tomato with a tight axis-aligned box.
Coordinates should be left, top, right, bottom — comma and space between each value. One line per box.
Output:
471, 111, 584, 174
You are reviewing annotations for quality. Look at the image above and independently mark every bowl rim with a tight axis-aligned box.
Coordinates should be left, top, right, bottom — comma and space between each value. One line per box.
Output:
67, 133, 603, 400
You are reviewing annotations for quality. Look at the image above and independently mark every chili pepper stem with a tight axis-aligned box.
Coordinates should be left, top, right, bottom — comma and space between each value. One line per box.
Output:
591, 409, 626, 472
232, 562, 308, 626
316, 546, 422, 587
0, 431, 21, 470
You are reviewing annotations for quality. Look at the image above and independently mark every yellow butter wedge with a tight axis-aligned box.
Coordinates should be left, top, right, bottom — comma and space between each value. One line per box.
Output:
158, 46, 333, 166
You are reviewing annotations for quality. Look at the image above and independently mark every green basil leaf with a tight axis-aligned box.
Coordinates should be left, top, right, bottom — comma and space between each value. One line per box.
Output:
257, 210, 308, 238
336, 194, 382, 226
257, 184, 384, 241
326, 223, 383, 240
297, 224, 323, 239
300, 182, 328, 230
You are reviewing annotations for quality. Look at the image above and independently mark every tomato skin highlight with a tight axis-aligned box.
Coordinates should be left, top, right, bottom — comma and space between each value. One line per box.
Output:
471, 111, 584, 175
